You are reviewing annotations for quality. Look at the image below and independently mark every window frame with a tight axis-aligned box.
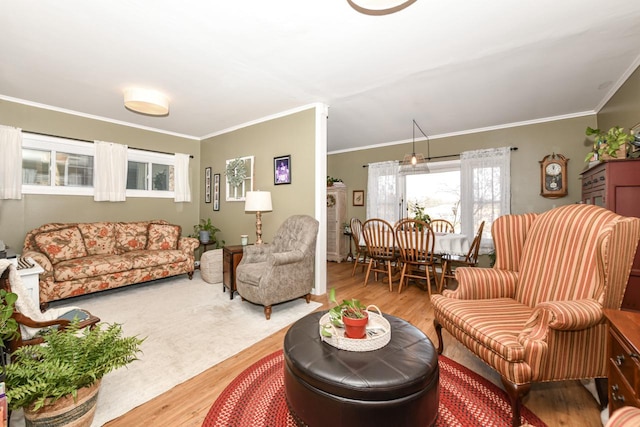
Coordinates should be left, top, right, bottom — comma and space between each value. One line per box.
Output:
126, 149, 175, 199
21, 133, 176, 199
22, 133, 95, 196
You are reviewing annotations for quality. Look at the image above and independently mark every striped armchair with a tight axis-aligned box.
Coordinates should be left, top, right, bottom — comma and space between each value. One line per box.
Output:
432, 204, 640, 427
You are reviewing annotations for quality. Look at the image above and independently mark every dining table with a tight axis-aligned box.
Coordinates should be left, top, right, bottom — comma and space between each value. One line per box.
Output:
359, 228, 470, 292
359, 231, 470, 256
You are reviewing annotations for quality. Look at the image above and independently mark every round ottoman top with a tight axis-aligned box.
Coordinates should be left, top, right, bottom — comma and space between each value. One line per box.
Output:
284, 311, 438, 401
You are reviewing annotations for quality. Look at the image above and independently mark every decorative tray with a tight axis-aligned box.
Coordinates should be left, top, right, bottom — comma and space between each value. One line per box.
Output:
319, 306, 391, 352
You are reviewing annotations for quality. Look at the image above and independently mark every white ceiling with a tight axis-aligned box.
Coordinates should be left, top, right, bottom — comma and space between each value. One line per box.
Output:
2, 1, 640, 153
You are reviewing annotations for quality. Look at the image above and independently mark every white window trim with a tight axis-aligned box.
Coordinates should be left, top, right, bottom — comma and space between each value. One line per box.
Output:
126, 149, 175, 199
22, 133, 94, 196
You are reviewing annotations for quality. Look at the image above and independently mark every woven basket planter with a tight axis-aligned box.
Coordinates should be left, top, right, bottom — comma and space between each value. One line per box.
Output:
24, 380, 101, 427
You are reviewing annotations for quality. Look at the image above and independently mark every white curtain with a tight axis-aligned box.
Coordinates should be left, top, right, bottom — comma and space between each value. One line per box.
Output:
0, 125, 23, 200
366, 160, 404, 224
94, 141, 128, 202
174, 153, 191, 202
460, 147, 511, 254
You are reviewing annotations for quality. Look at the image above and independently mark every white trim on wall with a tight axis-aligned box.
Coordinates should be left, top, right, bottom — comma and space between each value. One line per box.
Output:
314, 103, 329, 296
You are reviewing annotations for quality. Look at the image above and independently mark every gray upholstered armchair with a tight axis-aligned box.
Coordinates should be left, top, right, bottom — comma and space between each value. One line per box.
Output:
236, 215, 319, 319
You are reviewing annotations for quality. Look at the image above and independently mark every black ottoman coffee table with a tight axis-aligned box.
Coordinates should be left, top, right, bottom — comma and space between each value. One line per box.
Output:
284, 311, 439, 427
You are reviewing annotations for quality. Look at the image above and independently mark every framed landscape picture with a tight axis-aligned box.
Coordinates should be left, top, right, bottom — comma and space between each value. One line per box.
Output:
274, 155, 291, 185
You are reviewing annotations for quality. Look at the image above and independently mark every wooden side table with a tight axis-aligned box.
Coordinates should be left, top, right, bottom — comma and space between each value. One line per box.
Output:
603, 308, 640, 416
223, 245, 245, 300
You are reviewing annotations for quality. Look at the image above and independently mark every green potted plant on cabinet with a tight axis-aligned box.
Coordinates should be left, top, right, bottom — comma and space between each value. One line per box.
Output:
4, 321, 143, 426
584, 126, 634, 162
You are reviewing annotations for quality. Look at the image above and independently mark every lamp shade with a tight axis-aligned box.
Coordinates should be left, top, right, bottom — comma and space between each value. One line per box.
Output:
245, 191, 272, 212
124, 88, 169, 116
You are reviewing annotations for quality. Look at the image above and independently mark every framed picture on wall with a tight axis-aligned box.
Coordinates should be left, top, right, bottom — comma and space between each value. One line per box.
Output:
205, 167, 212, 203
353, 190, 364, 206
274, 155, 291, 185
213, 173, 220, 211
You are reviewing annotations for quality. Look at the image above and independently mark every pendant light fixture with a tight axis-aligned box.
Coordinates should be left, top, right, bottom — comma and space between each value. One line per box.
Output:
401, 119, 430, 169
347, 0, 417, 15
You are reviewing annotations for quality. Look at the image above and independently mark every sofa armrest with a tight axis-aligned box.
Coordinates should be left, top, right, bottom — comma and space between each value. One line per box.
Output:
178, 237, 200, 254
268, 250, 304, 266
21, 251, 52, 272
442, 267, 518, 300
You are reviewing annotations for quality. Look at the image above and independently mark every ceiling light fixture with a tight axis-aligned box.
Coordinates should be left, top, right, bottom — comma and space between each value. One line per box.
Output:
401, 119, 430, 170
347, 0, 417, 15
123, 88, 169, 116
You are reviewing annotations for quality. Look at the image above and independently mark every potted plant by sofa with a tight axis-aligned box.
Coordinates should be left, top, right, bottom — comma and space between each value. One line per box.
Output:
4, 320, 143, 426
190, 218, 224, 247
0, 287, 19, 380
584, 126, 635, 162
324, 288, 369, 339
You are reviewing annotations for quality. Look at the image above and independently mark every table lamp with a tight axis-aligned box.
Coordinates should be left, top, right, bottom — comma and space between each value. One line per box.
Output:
245, 191, 272, 245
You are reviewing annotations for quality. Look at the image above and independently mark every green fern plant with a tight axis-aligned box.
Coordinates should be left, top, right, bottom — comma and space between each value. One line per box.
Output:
4, 320, 144, 411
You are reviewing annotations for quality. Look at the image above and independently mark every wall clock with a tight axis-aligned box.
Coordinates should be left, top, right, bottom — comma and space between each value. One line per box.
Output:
539, 153, 569, 198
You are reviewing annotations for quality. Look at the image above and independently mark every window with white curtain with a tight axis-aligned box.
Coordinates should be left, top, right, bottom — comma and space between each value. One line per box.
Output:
367, 150, 510, 255
404, 160, 461, 231
366, 161, 404, 224
21, 133, 178, 199
460, 147, 511, 253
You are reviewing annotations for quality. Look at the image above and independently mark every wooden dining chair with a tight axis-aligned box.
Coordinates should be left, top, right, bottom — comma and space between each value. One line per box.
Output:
441, 221, 485, 289
362, 218, 398, 291
395, 218, 438, 296
429, 219, 454, 234
349, 218, 368, 276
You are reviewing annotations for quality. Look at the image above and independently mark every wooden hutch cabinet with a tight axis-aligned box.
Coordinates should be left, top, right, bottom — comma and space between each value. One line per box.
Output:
327, 185, 348, 262
581, 159, 640, 311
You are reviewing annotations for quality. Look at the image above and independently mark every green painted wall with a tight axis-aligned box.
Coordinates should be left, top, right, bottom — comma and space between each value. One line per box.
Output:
0, 99, 200, 252
598, 66, 640, 134
328, 115, 597, 222
200, 108, 317, 246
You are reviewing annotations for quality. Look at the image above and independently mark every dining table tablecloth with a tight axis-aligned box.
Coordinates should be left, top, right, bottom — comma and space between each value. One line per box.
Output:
360, 230, 470, 256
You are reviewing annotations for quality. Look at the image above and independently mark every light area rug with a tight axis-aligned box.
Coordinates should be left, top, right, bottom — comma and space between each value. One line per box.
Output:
10, 273, 321, 427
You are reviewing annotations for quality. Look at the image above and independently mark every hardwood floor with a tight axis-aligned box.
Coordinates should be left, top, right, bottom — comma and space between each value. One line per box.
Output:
106, 262, 603, 427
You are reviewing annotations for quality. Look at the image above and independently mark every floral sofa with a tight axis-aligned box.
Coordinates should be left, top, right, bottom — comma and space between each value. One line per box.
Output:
22, 220, 200, 309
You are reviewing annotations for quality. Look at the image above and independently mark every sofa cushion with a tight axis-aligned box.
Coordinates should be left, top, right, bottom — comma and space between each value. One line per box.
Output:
53, 254, 134, 282
35, 226, 88, 265
147, 223, 181, 250
124, 250, 188, 269
78, 222, 116, 255
115, 222, 149, 253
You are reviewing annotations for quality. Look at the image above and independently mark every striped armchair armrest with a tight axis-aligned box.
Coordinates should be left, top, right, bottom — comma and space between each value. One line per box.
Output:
443, 267, 518, 300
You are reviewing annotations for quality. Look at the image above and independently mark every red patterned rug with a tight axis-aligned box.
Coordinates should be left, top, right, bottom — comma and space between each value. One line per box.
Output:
203, 350, 547, 427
